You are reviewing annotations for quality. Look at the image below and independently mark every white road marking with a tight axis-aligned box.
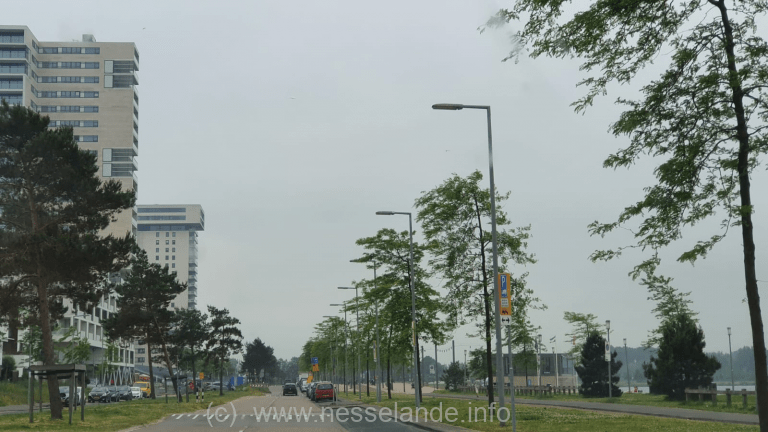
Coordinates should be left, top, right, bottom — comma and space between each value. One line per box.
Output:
193, 414, 199, 419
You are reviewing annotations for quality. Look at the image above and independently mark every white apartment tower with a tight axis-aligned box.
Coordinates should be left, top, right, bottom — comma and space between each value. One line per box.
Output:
0, 26, 139, 384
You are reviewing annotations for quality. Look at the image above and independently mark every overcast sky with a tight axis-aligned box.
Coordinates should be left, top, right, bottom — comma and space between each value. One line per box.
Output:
7, 0, 765, 361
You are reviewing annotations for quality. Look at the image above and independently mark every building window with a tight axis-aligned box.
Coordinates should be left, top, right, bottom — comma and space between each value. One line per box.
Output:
0, 49, 26, 58
166, 232, 170, 237
0, 64, 27, 74
83, 106, 99, 112
137, 348, 145, 354
171, 303, 175, 308
155, 256, 159, 260
156, 232, 160, 237
155, 240, 159, 245
84, 47, 100, 54
172, 240, 176, 245
172, 248, 176, 252
0, 95, 23, 105
172, 232, 176, 237
40, 47, 58, 54
137, 357, 145, 363
165, 240, 169, 245
165, 248, 169, 252
172, 256, 175, 260
155, 248, 159, 252
0, 79, 24, 89
172, 263, 176, 268
165, 255, 169, 260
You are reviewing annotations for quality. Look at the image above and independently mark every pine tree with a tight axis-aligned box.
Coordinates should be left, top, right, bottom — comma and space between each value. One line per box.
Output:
575, 332, 623, 398
0, 102, 134, 419
643, 314, 721, 400
441, 361, 466, 391
204, 306, 243, 396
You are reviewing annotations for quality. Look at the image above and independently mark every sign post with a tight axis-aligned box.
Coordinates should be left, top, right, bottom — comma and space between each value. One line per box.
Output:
498, 273, 512, 325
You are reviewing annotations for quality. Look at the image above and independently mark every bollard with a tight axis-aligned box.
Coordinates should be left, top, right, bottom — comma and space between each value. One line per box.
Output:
685, 390, 690, 402
726, 388, 732, 406
742, 389, 747, 408
712, 390, 717, 406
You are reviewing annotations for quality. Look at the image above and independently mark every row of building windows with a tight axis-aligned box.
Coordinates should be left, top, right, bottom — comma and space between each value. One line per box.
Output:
157, 231, 179, 237
102, 162, 135, 178
36, 90, 99, 98
38, 105, 99, 113
138, 216, 186, 221
140, 208, 186, 213
0, 48, 26, 58
0, 79, 23, 89
74, 135, 98, 142
38, 47, 100, 54
0, 32, 24, 43
38, 61, 99, 69
156, 248, 177, 252
155, 255, 178, 261
0, 64, 26, 74
37, 76, 99, 84
0, 94, 23, 105
50, 120, 98, 127
155, 240, 177, 245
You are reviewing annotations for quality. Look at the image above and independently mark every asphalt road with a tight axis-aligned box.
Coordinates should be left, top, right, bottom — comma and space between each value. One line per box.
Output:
133, 385, 422, 432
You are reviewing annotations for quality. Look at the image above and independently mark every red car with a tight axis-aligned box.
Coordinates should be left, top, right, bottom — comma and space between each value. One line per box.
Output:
312, 383, 335, 401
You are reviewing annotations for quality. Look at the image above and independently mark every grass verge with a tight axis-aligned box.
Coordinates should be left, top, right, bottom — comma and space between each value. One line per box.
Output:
432, 389, 757, 415
0, 381, 51, 407
357, 393, 758, 432
0, 385, 267, 431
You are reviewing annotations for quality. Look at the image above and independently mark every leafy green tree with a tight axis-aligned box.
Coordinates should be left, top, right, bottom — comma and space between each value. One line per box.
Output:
442, 361, 466, 391
104, 245, 185, 398
643, 314, 721, 400
57, 326, 91, 365
489, 0, 768, 426
0, 102, 134, 419
354, 227, 451, 401
415, 170, 538, 407
1, 355, 15, 380
642, 273, 698, 348
575, 332, 623, 398
242, 338, 277, 384
168, 308, 209, 392
563, 312, 602, 365
204, 306, 243, 395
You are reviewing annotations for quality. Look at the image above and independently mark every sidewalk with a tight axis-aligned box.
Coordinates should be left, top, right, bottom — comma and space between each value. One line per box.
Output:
424, 392, 759, 426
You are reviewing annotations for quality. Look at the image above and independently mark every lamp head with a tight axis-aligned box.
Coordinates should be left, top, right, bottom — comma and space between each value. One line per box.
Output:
432, 103, 464, 110
728, 327, 731, 335
606, 320, 610, 329
623, 338, 626, 345
376, 211, 395, 216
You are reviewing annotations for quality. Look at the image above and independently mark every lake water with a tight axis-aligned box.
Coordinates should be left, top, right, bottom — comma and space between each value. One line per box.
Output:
624, 385, 756, 394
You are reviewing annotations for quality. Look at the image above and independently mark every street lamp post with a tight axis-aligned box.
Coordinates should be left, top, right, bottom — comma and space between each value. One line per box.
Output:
0, 337, 14, 381
623, 338, 630, 393
330, 304, 349, 394
537, 334, 542, 387
323, 316, 337, 401
376, 210, 421, 409
464, 350, 467, 386
728, 327, 734, 390
338, 286, 362, 401
606, 320, 611, 399
432, 103, 506, 425
351, 259, 383, 403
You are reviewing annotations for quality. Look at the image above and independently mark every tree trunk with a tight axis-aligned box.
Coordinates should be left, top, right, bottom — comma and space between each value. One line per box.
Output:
147, 334, 156, 399
714, 3, 767, 430
219, 359, 224, 396
474, 194, 495, 407
157, 334, 177, 397
387, 325, 393, 399
415, 338, 422, 402
36, 282, 63, 420
191, 348, 197, 393
366, 358, 370, 397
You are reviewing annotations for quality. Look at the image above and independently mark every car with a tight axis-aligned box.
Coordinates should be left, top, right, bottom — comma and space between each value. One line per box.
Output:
60, 387, 83, 407
135, 381, 151, 398
107, 385, 120, 402
117, 385, 133, 401
88, 385, 112, 403
300, 381, 309, 393
297, 378, 306, 391
130, 386, 142, 399
313, 383, 334, 402
282, 382, 297, 396
306, 382, 318, 399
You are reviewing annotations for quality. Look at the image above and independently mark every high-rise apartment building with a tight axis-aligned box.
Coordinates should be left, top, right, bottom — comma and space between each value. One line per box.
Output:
133, 205, 204, 367
0, 26, 139, 384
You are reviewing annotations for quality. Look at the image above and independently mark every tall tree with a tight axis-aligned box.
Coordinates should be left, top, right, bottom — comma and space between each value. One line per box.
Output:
243, 338, 277, 383
563, 312, 602, 364
575, 331, 623, 398
168, 308, 209, 392
103, 245, 185, 398
643, 313, 721, 400
489, 1, 768, 427
415, 171, 538, 407
642, 272, 698, 348
0, 103, 134, 419
354, 228, 451, 402
204, 306, 243, 395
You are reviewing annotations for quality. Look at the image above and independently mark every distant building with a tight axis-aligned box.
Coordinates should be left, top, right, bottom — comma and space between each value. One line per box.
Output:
0, 26, 139, 384
133, 204, 205, 367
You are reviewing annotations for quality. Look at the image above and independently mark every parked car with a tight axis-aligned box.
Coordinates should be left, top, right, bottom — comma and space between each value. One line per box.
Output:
282, 382, 297, 396
135, 381, 151, 398
297, 378, 306, 391
306, 382, 318, 399
107, 385, 120, 402
130, 386, 142, 399
300, 381, 309, 393
117, 385, 133, 401
88, 385, 112, 403
313, 383, 334, 402
60, 387, 82, 407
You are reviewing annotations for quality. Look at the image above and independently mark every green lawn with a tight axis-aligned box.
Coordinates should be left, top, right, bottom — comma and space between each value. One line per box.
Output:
0, 381, 51, 407
432, 389, 757, 415
359, 393, 758, 432
0, 385, 267, 431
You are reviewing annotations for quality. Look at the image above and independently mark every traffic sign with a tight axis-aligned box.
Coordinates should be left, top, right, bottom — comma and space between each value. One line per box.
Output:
311, 357, 318, 365
199, 372, 204, 380
498, 273, 512, 318
500, 316, 512, 326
